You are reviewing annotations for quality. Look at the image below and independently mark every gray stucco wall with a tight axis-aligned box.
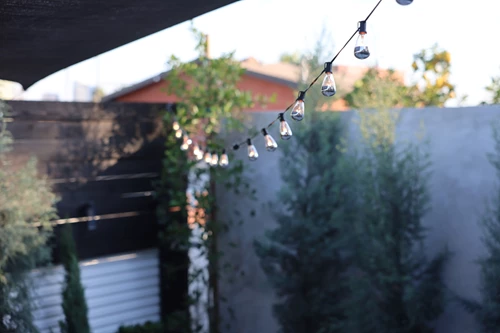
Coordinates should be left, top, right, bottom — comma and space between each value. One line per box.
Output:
217, 105, 500, 333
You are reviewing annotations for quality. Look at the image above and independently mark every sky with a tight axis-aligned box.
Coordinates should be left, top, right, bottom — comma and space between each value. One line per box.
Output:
18, 0, 500, 106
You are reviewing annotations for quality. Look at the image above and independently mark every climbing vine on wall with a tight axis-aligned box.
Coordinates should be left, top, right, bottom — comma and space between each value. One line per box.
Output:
156, 26, 260, 333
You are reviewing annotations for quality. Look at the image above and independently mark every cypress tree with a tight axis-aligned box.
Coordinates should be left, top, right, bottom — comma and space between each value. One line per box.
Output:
460, 123, 500, 332
254, 110, 350, 333
342, 109, 448, 333
59, 224, 91, 333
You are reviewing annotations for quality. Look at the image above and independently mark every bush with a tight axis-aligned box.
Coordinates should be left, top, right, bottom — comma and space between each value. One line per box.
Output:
116, 321, 164, 333
0, 101, 58, 333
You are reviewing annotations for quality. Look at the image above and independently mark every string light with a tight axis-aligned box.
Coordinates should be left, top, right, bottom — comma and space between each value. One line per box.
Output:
210, 151, 219, 167
321, 62, 337, 97
291, 91, 306, 121
354, 21, 370, 60
204, 151, 212, 164
262, 128, 278, 152
193, 144, 203, 161
247, 139, 259, 161
170, 0, 411, 167
278, 113, 293, 140
173, 121, 180, 131
219, 149, 229, 168
180, 135, 192, 151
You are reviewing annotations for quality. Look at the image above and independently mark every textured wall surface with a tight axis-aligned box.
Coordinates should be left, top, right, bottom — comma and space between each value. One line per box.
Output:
217, 106, 500, 333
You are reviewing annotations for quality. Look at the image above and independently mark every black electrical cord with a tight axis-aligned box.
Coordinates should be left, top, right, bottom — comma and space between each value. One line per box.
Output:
176, 0, 386, 159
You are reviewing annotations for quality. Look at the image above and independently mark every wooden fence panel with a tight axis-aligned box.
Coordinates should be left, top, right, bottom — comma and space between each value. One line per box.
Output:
6, 101, 166, 260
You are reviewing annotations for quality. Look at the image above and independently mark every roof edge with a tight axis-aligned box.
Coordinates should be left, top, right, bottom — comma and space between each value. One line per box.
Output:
102, 68, 298, 103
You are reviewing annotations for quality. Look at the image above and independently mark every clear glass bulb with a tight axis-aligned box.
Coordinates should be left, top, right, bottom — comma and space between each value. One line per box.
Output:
291, 99, 305, 121
219, 152, 229, 168
204, 152, 212, 164
264, 134, 278, 152
195, 151, 203, 161
210, 153, 219, 167
180, 135, 192, 151
321, 72, 337, 97
262, 128, 278, 152
396, 0, 413, 5
247, 140, 259, 161
172, 121, 180, 131
175, 129, 183, 138
279, 117, 293, 140
354, 33, 370, 60
193, 144, 203, 161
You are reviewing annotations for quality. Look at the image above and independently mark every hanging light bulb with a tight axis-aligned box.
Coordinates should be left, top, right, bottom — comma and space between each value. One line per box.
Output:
172, 120, 180, 131
279, 113, 293, 140
175, 128, 183, 138
180, 135, 192, 151
193, 144, 203, 161
396, 0, 412, 5
291, 91, 306, 121
262, 128, 278, 152
219, 149, 229, 168
204, 151, 212, 164
247, 139, 259, 161
210, 151, 219, 167
321, 62, 337, 97
354, 21, 370, 60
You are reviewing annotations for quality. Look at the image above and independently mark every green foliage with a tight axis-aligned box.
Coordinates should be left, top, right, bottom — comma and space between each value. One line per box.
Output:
341, 109, 448, 333
0, 101, 58, 332
58, 224, 90, 333
459, 122, 500, 332
410, 44, 458, 107
483, 71, 500, 105
116, 321, 164, 333
345, 68, 411, 110
156, 109, 191, 333
157, 25, 256, 333
166, 26, 254, 142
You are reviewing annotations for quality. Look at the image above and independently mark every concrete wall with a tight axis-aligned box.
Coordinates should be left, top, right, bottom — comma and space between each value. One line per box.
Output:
217, 105, 500, 333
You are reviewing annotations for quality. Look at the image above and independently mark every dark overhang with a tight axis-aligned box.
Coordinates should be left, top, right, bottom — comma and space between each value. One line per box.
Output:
0, 0, 238, 89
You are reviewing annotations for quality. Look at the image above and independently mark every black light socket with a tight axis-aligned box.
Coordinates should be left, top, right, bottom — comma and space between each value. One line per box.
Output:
324, 62, 333, 73
297, 91, 306, 101
247, 138, 252, 146
261, 128, 268, 136
358, 20, 367, 34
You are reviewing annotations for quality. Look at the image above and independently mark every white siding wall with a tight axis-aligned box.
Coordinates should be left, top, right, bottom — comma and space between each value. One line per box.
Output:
188, 165, 210, 333
31, 248, 160, 333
